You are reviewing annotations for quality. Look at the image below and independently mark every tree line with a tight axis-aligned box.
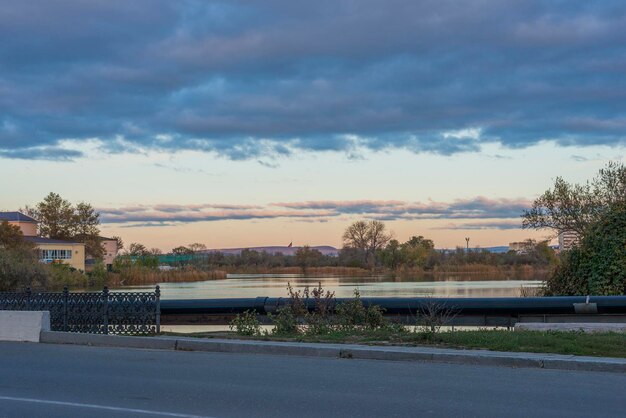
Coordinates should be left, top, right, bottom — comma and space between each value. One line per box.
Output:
2, 161, 624, 294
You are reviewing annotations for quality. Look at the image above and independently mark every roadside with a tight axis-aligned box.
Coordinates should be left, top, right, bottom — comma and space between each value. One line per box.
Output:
39, 331, 626, 374
163, 329, 626, 359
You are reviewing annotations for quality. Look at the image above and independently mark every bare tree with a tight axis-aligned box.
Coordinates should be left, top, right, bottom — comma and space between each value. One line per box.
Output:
342, 220, 391, 266
188, 243, 207, 252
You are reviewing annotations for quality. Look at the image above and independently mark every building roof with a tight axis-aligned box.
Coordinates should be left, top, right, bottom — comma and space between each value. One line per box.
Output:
72, 234, 116, 241
24, 236, 82, 245
0, 211, 38, 223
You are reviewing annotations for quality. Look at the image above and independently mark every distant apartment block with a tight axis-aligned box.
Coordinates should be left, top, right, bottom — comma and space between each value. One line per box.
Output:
558, 230, 580, 251
0, 211, 86, 271
508, 242, 527, 253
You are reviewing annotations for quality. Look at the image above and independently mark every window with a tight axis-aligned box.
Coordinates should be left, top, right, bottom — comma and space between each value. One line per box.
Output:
40, 249, 72, 260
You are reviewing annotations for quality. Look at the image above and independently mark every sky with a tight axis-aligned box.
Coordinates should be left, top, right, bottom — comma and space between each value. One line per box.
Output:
1, 1, 625, 251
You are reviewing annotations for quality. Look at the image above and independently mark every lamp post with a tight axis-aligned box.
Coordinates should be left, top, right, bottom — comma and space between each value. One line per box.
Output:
465, 237, 470, 251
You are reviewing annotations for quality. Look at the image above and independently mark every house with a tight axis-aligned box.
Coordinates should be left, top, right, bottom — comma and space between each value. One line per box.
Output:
73, 234, 119, 271
0, 211, 86, 271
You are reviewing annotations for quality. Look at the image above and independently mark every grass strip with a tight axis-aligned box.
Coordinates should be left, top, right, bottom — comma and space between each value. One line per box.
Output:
162, 329, 626, 359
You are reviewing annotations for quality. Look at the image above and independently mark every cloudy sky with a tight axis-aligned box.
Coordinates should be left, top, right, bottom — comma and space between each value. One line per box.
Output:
1, 0, 625, 250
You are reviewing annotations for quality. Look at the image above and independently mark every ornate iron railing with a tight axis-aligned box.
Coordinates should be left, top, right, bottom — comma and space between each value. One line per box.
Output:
0, 286, 160, 335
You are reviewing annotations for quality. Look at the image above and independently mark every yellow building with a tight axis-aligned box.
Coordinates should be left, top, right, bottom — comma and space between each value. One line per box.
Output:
0, 211, 86, 271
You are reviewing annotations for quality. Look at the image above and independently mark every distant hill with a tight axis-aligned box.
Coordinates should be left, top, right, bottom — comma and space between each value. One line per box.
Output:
438, 246, 510, 253
200, 244, 553, 257
201, 245, 339, 256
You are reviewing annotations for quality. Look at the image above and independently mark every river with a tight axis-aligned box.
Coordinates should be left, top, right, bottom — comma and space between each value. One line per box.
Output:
114, 273, 544, 299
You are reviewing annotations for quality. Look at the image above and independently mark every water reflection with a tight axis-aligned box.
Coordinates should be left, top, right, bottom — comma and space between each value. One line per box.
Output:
114, 274, 543, 299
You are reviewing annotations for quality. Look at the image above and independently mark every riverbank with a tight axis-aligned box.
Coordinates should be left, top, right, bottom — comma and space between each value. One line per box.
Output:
163, 329, 626, 359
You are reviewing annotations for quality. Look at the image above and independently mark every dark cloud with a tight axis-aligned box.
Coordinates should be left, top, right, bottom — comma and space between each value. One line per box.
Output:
0, 146, 83, 161
99, 197, 528, 226
2, 1, 626, 160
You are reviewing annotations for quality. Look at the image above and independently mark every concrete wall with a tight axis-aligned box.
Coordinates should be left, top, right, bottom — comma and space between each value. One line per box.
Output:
0, 311, 50, 342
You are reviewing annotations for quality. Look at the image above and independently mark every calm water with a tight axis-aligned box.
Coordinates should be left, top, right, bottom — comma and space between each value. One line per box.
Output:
115, 274, 543, 299
114, 274, 543, 333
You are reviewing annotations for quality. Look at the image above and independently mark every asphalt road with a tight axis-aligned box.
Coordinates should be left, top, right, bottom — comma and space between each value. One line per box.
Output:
0, 342, 624, 418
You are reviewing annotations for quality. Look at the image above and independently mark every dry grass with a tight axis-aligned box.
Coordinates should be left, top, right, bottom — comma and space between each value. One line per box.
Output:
106, 268, 227, 286
105, 265, 370, 287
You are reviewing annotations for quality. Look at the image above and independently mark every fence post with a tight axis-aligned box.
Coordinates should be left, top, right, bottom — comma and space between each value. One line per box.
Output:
155, 285, 161, 334
103, 286, 109, 335
63, 287, 69, 332
25, 287, 32, 310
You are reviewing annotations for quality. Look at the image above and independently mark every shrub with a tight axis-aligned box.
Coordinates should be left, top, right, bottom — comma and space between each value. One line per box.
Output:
415, 297, 459, 334
268, 308, 299, 335
46, 263, 87, 289
87, 261, 108, 288
334, 289, 389, 331
546, 204, 626, 295
0, 247, 49, 291
229, 310, 262, 336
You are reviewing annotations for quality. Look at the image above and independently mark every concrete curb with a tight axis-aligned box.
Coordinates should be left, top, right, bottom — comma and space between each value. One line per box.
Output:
39, 331, 626, 374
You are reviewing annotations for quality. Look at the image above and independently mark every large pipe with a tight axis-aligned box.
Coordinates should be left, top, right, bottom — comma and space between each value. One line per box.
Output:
160, 296, 626, 316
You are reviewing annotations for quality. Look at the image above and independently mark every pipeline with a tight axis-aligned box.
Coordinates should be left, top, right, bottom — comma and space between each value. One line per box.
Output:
160, 296, 626, 316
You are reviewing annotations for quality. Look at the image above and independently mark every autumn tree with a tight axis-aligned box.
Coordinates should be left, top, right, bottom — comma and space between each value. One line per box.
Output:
401, 235, 435, 268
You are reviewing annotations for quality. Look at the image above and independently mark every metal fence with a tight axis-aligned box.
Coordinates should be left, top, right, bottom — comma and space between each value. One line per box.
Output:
0, 286, 160, 335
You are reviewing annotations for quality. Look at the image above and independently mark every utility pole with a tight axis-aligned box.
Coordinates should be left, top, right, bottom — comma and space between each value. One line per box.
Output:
465, 237, 470, 251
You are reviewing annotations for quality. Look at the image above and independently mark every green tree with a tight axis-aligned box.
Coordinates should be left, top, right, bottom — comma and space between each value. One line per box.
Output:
523, 161, 626, 236
0, 229, 47, 291
31, 192, 75, 240
128, 242, 149, 256
27, 193, 103, 259
546, 204, 626, 295
380, 239, 404, 269
172, 246, 193, 255
295, 245, 323, 273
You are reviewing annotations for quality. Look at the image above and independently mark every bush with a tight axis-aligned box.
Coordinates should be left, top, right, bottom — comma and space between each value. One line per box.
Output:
0, 248, 49, 291
268, 308, 299, 335
46, 263, 87, 289
335, 289, 388, 331
87, 261, 108, 288
546, 204, 626, 295
229, 310, 262, 336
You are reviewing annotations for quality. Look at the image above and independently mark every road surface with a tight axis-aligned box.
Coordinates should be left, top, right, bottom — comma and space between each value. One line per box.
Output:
0, 342, 624, 417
